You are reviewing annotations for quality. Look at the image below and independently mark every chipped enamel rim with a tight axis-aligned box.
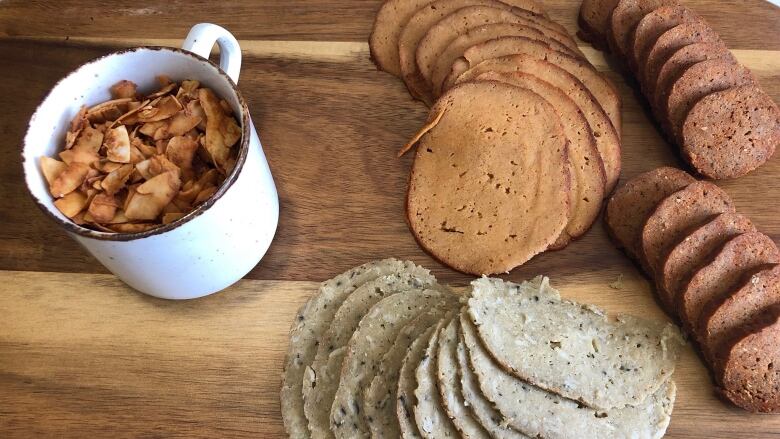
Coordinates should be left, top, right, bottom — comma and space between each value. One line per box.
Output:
21, 46, 250, 242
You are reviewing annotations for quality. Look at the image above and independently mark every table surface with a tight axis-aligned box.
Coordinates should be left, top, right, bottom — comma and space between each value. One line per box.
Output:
1, 0, 779, 437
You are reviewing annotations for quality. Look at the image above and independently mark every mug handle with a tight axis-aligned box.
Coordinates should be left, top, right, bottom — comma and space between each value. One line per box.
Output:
182, 23, 242, 84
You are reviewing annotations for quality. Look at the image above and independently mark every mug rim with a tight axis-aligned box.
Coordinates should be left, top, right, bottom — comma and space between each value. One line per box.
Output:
21, 45, 251, 242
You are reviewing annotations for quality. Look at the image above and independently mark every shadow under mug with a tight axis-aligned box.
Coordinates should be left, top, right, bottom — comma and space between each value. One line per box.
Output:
22, 23, 279, 300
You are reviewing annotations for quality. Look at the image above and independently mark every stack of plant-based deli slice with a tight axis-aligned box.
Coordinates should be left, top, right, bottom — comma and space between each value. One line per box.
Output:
369, 0, 622, 274
578, 0, 779, 179
281, 259, 684, 438
606, 167, 780, 413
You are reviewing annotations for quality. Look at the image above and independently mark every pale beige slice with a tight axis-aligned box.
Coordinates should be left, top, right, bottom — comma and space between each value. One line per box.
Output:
467, 277, 684, 410
461, 313, 678, 438
436, 317, 490, 438
365, 308, 456, 438
414, 320, 460, 438
303, 265, 440, 439
331, 289, 459, 438
281, 259, 410, 438
398, 322, 444, 439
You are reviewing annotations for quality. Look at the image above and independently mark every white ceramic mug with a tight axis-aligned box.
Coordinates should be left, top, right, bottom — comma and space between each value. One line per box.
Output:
22, 23, 279, 300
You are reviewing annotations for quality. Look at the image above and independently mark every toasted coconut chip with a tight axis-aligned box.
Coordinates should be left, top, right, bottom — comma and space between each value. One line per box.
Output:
91, 178, 103, 191
104, 125, 131, 163
162, 212, 187, 225
199, 88, 241, 169
125, 171, 181, 220
197, 168, 220, 187
40, 156, 68, 185
101, 163, 134, 195
166, 135, 198, 175
132, 138, 158, 158
176, 80, 200, 100
110, 80, 138, 100
73, 125, 104, 152
53, 191, 88, 218
65, 106, 88, 149
71, 211, 87, 225
146, 82, 176, 99
87, 98, 132, 124
168, 112, 202, 137
177, 181, 201, 203
194, 185, 217, 205
59, 146, 99, 166
161, 201, 182, 215
104, 210, 130, 224
88, 98, 133, 114
139, 120, 166, 137
129, 145, 145, 164
109, 223, 157, 233
79, 169, 100, 193
187, 100, 207, 131
135, 155, 180, 181
124, 184, 139, 212
88, 192, 119, 223
171, 197, 191, 212
50, 162, 90, 197
137, 96, 183, 123
112, 99, 150, 127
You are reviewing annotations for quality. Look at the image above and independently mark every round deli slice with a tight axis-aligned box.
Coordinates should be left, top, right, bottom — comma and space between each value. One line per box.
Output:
430, 22, 581, 97
475, 71, 606, 248
364, 308, 456, 439
678, 232, 780, 336
460, 311, 678, 437
665, 59, 755, 141
397, 322, 442, 439
577, 0, 621, 49
642, 20, 724, 98
717, 304, 780, 413
331, 289, 459, 438
303, 266, 441, 438
448, 48, 622, 192
436, 317, 490, 438
630, 5, 698, 75
370, 0, 435, 77
658, 212, 756, 314
281, 259, 412, 438
681, 85, 779, 180
608, 0, 678, 58
413, 320, 460, 438
448, 36, 623, 143
699, 265, 780, 363
455, 339, 529, 439
604, 167, 695, 265
466, 276, 685, 410
640, 181, 735, 279
398, 0, 546, 104
405, 81, 570, 275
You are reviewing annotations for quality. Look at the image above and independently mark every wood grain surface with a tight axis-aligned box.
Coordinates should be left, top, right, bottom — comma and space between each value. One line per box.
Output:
0, 0, 779, 437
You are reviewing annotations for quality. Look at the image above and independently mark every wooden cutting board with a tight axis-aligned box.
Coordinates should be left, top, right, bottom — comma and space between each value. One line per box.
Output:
0, 0, 779, 437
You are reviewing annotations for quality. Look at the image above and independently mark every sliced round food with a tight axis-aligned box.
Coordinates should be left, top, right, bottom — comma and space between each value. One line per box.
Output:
365, 308, 456, 438
641, 181, 735, 278
577, 0, 621, 49
475, 71, 606, 247
437, 317, 490, 439
653, 42, 734, 116
455, 339, 529, 439
608, 0, 678, 58
430, 23, 575, 97
414, 321, 459, 438
642, 20, 724, 98
448, 36, 623, 143
466, 277, 684, 411
405, 81, 570, 275
666, 59, 755, 141
303, 268, 440, 438
699, 265, 780, 363
398, 0, 546, 104
605, 167, 695, 264
630, 5, 698, 74
717, 304, 780, 413
678, 232, 780, 334
330, 289, 459, 438
460, 312, 678, 437
397, 322, 442, 439
448, 48, 622, 192
281, 259, 412, 438
659, 212, 756, 313
370, 0, 434, 77
682, 85, 780, 180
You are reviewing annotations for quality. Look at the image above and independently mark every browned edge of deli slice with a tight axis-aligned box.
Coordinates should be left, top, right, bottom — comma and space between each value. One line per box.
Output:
699, 264, 780, 364
716, 304, 780, 413
604, 167, 694, 266
677, 232, 780, 335
370, 0, 435, 77
608, 0, 678, 59
577, 0, 621, 50
405, 80, 570, 275
659, 212, 756, 316
630, 5, 698, 76
641, 180, 735, 279
682, 84, 779, 180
